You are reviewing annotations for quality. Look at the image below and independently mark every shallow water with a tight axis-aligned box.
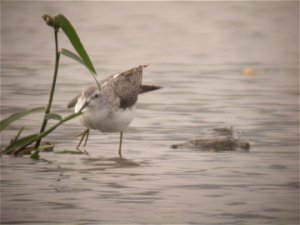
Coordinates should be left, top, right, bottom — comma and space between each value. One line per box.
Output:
1, 2, 299, 224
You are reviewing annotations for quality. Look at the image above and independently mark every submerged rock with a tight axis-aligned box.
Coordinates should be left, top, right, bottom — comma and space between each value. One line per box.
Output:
171, 127, 250, 152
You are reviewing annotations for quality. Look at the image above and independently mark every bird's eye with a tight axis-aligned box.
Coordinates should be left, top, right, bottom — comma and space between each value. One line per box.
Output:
94, 93, 99, 98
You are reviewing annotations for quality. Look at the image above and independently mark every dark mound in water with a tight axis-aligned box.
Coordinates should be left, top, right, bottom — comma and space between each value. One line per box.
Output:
171, 127, 250, 152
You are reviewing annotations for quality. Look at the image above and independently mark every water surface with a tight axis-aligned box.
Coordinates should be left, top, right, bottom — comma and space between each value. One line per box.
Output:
1, 2, 299, 224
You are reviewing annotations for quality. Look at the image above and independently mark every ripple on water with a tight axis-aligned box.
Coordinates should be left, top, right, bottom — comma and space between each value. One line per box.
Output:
1, 1, 299, 224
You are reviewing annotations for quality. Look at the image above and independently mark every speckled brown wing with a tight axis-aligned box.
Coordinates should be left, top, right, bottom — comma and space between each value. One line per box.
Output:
67, 65, 151, 109
112, 65, 145, 109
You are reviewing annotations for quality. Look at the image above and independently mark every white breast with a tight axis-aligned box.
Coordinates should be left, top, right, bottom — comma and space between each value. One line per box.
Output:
79, 106, 136, 133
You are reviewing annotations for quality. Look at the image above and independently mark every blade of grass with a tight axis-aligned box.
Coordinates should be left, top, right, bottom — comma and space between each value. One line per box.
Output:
54, 14, 97, 75
3, 134, 39, 155
45, 113, 63, 121
31, 112, 82, 159
56, 150, 84, 154
9, 126, 25, 145
2, 112, 82, 155
15, 127, 25, 141
61, 48, 85, 67
0, 107, 45, 132
39, 112, 82, 138
13, 143, 55, 156
61, 48, 101, 89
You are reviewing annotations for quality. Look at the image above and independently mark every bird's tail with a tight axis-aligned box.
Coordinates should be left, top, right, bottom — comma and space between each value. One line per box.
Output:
139, 84, 162, 94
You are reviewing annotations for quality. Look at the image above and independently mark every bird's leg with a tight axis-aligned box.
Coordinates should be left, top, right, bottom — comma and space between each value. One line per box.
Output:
76, 129, 90, 155
118, 131, 123, 158
83, 129, 90, 148
76, 129, 88, 149
82, 129, 90, 155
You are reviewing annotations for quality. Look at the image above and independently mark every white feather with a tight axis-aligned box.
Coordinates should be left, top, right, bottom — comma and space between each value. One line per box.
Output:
113, 73, 120, 79
80, 105, 136, 132
101, 81, 107, 88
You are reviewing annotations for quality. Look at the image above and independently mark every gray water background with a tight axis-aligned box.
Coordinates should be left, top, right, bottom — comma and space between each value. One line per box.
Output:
1, 1, 299, 224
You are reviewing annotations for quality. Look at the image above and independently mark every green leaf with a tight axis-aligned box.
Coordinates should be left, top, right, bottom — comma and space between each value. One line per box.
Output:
54, 14, 97, 75
56, 150, 84, 154
38, 144, 54, 152
61, 48, 101, 90
61, 48, 85, 66
2, 112, 82, 155
15, 126, 25, 140
3, 133, 39, 155
0, 107, 45, 132
45, 113, 63, 121
39, 112, 82, 138
10, 126, 25, 145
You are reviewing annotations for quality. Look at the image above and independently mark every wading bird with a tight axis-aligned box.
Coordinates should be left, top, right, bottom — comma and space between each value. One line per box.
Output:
67, 65, 161, 157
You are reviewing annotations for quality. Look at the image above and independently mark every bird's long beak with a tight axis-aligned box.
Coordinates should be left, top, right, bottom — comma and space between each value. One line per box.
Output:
75, 97, 89, 113
79, 100, 89, 113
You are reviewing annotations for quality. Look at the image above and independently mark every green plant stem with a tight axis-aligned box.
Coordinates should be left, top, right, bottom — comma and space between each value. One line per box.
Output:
2, 112, 81, 156
34, 28, 60, 152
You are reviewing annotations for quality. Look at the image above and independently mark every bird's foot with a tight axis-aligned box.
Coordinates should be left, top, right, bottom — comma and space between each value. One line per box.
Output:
76, 147, 89, 155
75, 129, 90, 153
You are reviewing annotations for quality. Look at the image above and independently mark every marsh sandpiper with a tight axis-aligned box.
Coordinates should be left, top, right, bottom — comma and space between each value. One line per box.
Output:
68, 64, 160, 157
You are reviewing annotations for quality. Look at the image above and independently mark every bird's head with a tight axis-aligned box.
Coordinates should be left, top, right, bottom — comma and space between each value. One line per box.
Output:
75, 86, 101, 113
